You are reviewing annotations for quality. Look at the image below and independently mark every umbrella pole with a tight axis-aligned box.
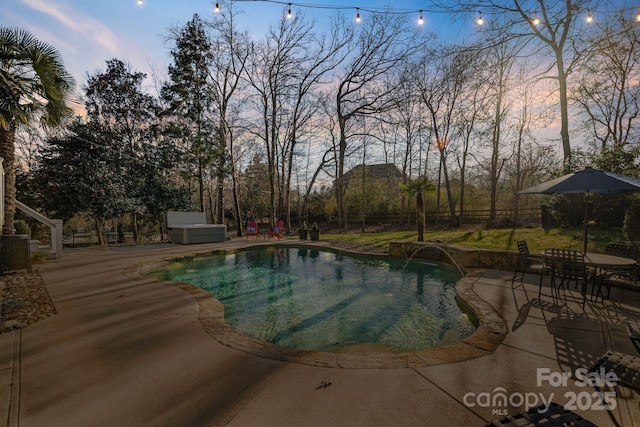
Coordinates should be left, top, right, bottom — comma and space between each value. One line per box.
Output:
583, 195, 589, 253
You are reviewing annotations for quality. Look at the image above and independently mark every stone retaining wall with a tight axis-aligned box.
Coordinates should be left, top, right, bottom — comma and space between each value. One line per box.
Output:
388, 241, 520, 272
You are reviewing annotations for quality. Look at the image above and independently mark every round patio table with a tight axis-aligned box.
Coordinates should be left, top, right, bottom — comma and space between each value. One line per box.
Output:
538, 251, 638, 303
585, 253, 637, 268
585, 252, 637, 302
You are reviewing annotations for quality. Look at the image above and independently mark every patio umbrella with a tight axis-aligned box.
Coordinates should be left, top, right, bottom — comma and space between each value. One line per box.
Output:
517, 166, 640, 252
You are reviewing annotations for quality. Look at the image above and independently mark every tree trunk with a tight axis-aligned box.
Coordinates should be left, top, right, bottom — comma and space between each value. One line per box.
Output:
216, 176, 224, 224
556, 51, 571, 166
336, 117, 347, 233
95, 218, 105, 246
197, 157, 204, 212
232, 169, 242, 237
361, 141, 366, 233
439, 149, 459, 228
416, 192, 424, 242
0, 126, 16, 235
132, 212, 139, 242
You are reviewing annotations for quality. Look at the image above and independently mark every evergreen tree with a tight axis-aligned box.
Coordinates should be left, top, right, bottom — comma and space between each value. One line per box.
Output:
162, 14, 218, 213
84, 58, 159, 241
33, 120, 132, 244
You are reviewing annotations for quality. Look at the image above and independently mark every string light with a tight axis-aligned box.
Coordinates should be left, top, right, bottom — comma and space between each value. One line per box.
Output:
137, 1, 640, 28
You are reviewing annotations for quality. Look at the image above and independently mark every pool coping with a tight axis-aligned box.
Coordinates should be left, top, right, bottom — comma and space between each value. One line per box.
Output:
124, 241, 508, 369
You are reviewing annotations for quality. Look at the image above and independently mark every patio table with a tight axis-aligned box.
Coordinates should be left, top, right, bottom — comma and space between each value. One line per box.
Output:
584, 253, 638, 269
585, 253, 637, 302
538, 252, 636, 268
538, 251, 637, 303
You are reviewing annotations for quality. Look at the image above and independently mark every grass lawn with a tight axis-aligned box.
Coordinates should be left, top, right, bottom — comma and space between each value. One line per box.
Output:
323, 226, 636, 254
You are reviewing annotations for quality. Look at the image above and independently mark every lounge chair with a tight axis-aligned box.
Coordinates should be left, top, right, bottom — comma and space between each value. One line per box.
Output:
246, 220, 260, 239
269, 220, 285, 240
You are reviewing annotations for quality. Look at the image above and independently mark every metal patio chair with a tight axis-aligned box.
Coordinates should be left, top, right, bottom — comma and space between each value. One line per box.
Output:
511, 240, 544, 289
485, 401, 596, 427
539, 248, 587, 308
600, 243, 640, 300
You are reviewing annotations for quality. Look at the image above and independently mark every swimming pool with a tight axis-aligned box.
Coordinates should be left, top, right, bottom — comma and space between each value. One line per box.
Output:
147, 246, 476, 353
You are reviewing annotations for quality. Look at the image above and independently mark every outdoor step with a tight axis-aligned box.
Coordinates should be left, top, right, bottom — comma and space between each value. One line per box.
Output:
30, 240, 51, 254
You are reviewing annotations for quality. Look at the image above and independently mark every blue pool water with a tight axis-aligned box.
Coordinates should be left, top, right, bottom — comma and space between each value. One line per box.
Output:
148, 246, 476, 352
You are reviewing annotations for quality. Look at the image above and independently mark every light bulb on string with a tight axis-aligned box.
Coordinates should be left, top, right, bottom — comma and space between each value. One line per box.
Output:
531, 16, 540, 25
356, 8, 361, 23
476, 11, 483, 26
287, 3, 292, 19
418, 11, 424, 25
586, 11, 593, 23
137, 0, 142, 5
215, 2, 220, 13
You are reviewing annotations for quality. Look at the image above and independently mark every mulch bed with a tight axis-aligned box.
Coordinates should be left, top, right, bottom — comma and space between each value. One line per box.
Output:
0, 270, 57, 333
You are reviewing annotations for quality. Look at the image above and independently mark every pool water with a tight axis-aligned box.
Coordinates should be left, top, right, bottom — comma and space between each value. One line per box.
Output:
148, 246, 476, 352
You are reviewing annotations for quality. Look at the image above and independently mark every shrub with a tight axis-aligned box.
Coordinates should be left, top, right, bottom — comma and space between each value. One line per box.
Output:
623, 198, 640, 241
14, 219, 31, 237
31, 251, 49, 264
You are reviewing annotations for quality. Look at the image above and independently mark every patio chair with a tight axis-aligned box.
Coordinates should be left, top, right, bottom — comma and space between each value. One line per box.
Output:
625, 320, 640, 353
591, 350, 640, 395
539, 249, 587, 308
605, 243, 639, 259
511, 240, 544, 288
600, 243, 640, 300
246, 220, 260, 239
588, 351, 640, 420
268, 220, 285, 240
484, 401, 596, 427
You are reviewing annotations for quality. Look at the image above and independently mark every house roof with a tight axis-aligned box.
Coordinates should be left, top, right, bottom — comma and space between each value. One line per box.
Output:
343, 163, 404, 182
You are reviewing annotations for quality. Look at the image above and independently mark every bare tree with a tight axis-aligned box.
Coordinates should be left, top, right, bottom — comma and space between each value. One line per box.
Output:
453, 70, 489, 225
388, 65, 429, 224
281, 14, 352, 231
245, 10, 317, 226
414, 46, 476, 228
332, 11, 423, 232
434, 0, 595, 167
481, 38, 522, 227
574, 10, 640, 153
512, 66, 535, 223
208, 3, 250, 232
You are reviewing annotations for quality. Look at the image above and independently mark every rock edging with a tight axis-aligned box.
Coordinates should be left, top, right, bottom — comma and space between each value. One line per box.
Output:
127, 243, 508, 369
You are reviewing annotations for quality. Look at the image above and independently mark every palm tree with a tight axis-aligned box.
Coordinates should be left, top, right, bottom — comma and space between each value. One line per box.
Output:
0, 27, 74, 234
400, 177, 434, 242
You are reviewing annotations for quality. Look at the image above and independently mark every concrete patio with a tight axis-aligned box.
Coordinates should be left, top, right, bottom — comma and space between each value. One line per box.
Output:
1, 240, 639, 426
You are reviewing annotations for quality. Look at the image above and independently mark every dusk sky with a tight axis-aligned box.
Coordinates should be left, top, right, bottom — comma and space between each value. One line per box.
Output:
3, 0, 465, 95
3, 0, 633, 118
